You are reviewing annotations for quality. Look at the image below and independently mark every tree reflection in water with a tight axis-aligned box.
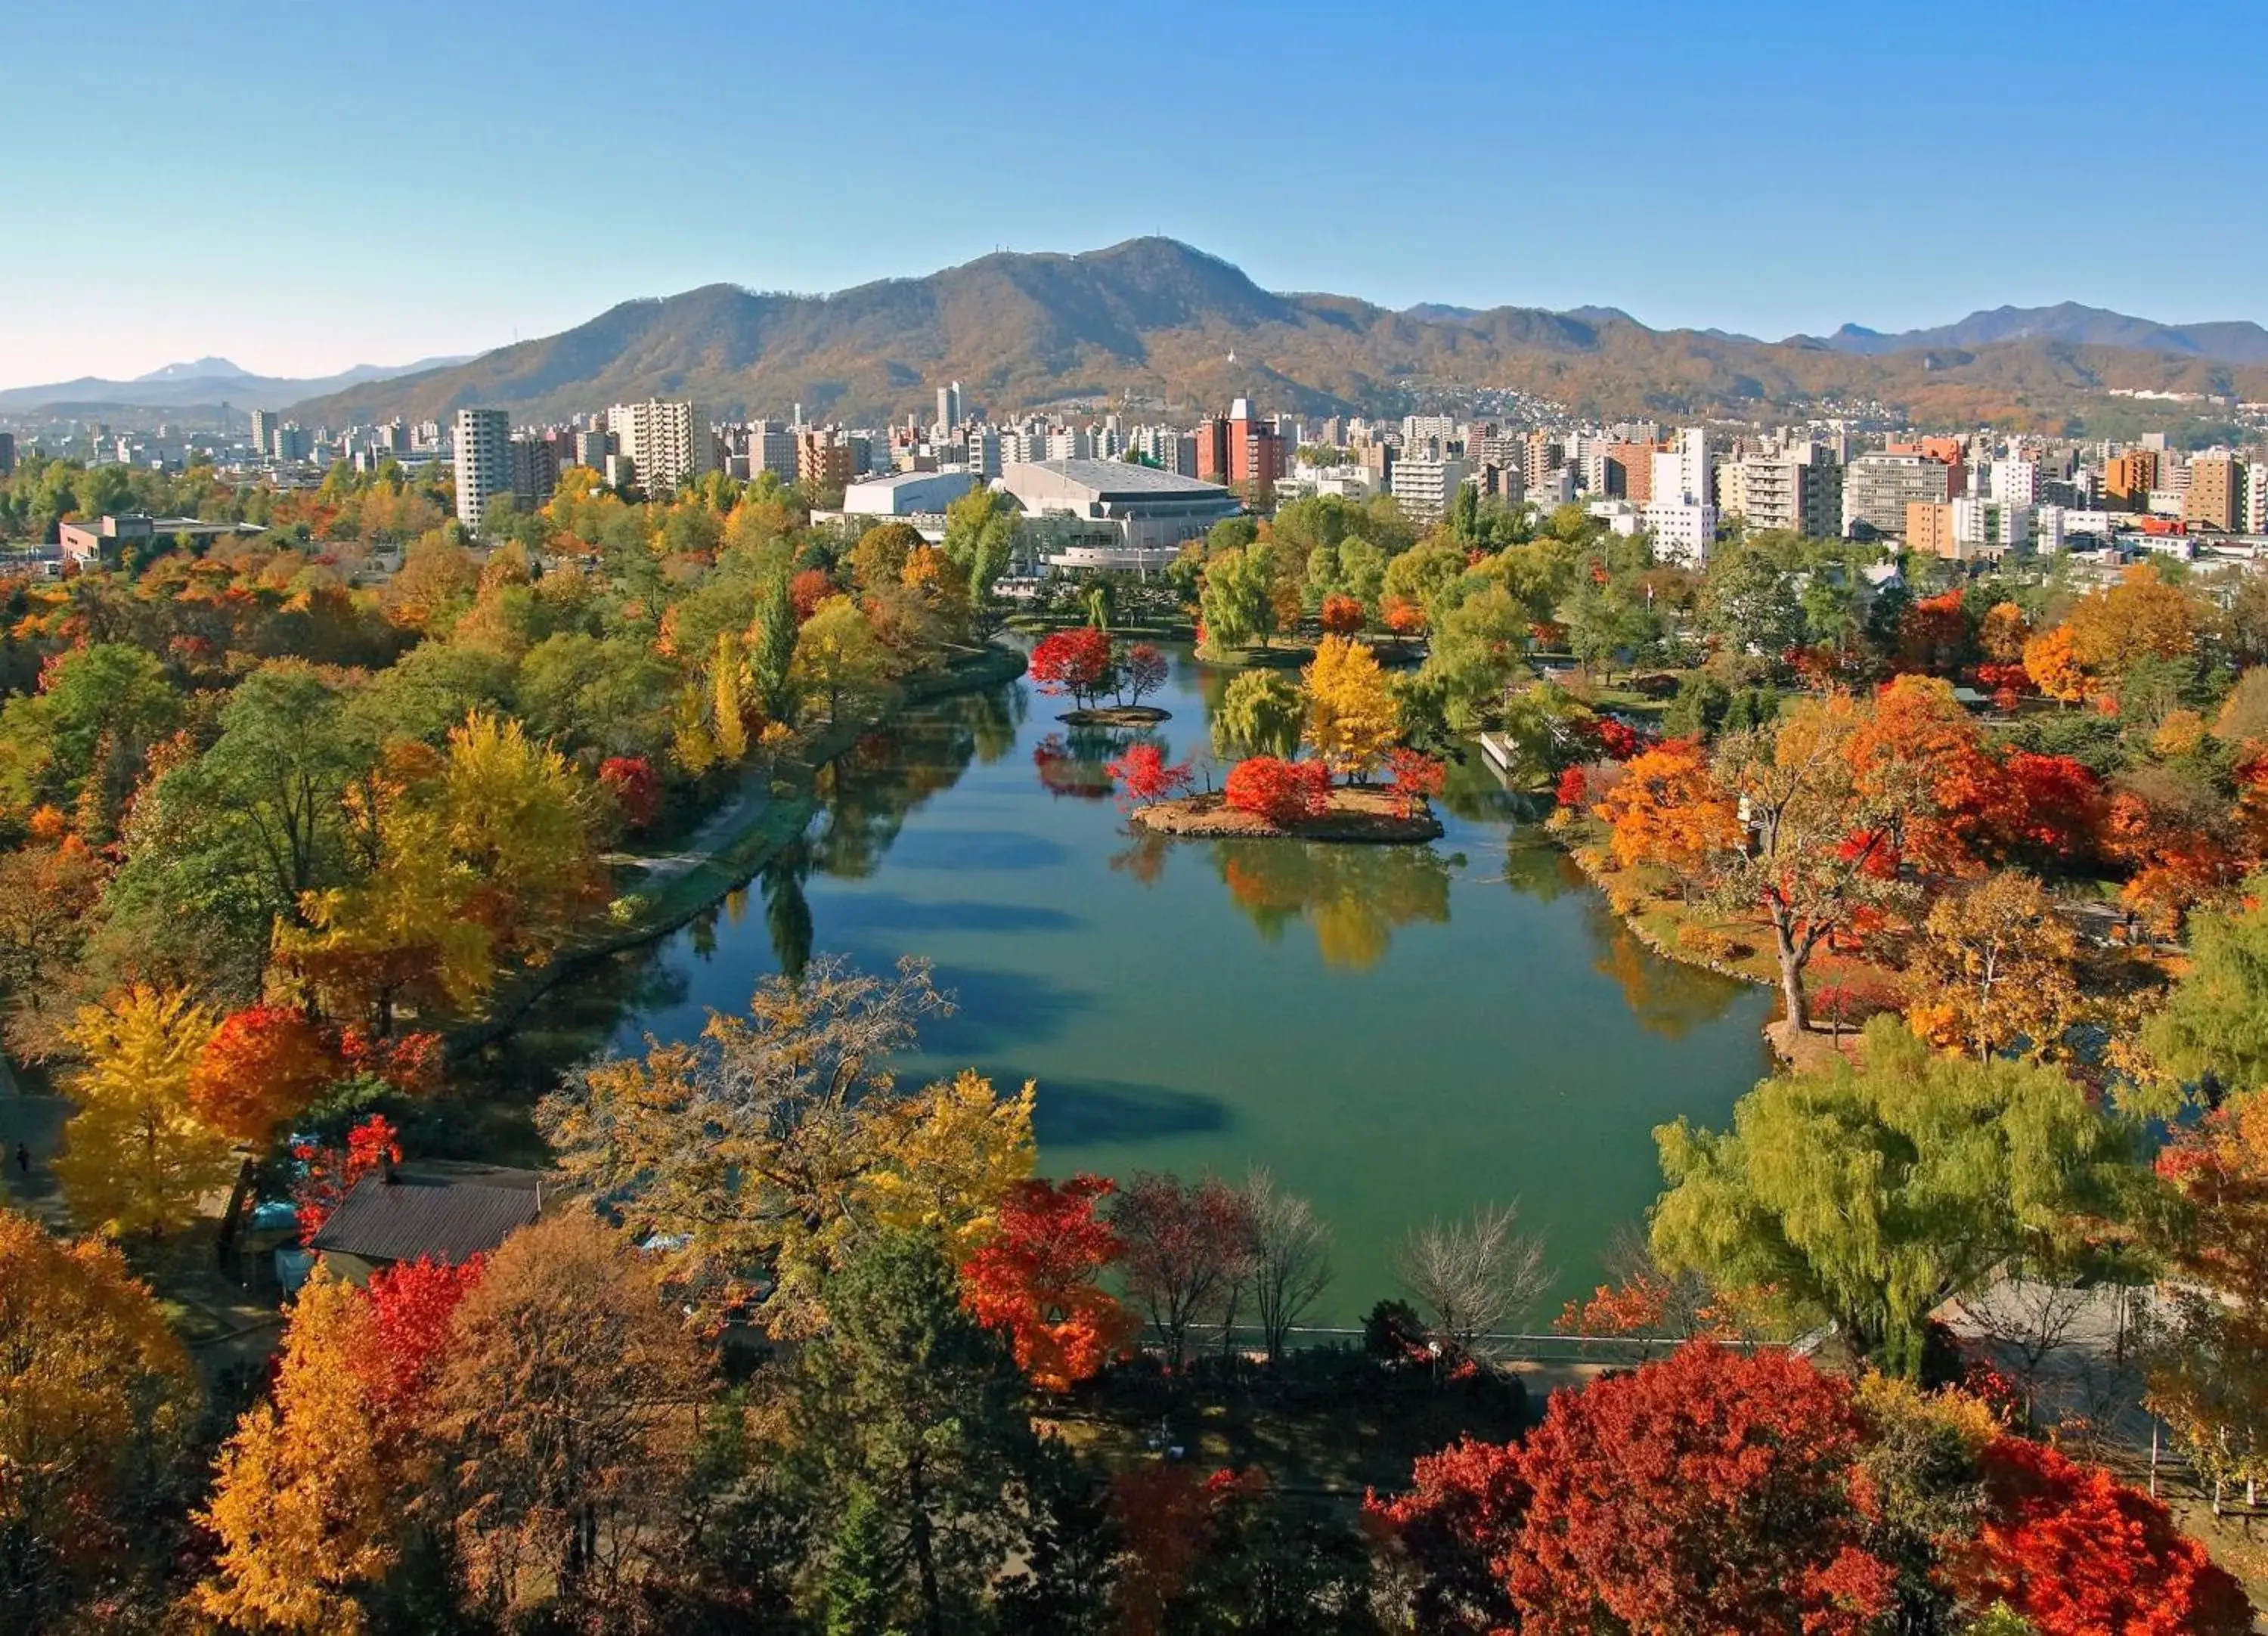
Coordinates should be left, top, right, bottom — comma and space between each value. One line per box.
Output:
1209, 839, 1452, 971
812, 684, 1021, 876
1498, 833, 1746, 1041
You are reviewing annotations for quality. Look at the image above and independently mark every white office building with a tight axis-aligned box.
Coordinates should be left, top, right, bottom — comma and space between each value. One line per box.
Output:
1644, 498, 1717, 564
1650, 427, 1711, 507
452, 407, 511, 535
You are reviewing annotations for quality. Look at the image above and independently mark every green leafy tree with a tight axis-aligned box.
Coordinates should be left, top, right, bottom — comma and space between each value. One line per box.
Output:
2143, 898, 2268, 1102
748, 569, 801, 722
1211, 671, 1304, 761
1651, 1017, 2133, 1374
788, 1232, 1048, 1636
941, 487, 1018, 612
1700, 544, 1806, 663
1198, 544, 1275, 655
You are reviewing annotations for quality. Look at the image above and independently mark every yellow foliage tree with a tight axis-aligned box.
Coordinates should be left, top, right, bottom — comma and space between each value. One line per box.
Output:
1904, 872, 2086, 1062
858, 1070, 1036, 1259
792, 596, 891, 722
710, 629, 749, 764
54, 986, 231, 1239
1594, 739, 1743, 875
671, 681, 718, 775
1978, 600, 2031, 665
442, 710, 603, 964
0, 1208, 197, 1616
2065, 565, 2197, 680
1300, 635, 1399, 782
276, 796, 493, 1036
197, 1270, 395, 1633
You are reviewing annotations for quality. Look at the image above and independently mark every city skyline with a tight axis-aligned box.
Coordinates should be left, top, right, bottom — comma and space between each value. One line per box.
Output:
6, 0, 2267, 386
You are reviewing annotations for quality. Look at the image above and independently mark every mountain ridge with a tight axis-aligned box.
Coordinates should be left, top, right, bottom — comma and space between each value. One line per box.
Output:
0, 355, 476, 414
277, 239, 2268, 430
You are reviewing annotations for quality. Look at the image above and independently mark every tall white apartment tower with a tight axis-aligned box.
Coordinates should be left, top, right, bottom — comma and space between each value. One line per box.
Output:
452, 407, 511, 535
937, 381, 963, 430
609, 399, 716, 494
1650, 426, 1710, 506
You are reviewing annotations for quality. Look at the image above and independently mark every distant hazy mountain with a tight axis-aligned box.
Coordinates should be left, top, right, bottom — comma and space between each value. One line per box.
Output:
1802, 303, 2268, 366
0, 355, 476, 414
284, 238, 2268, 431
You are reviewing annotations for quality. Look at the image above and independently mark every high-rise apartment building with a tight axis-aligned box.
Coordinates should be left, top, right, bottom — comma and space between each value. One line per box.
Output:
249, 409, 277, 460
1521, 431, 1563, 493
2249, 463, 2268, 535
2104, 451, 2159, 510
1600, 442, 1658, 504
796, 428, 856, 492
609, 399, 716, 494
1649, 428, 1711, 508
510, 434, 559, 509
2184, 454, 2241, 533
1906, 502, 1959, 559
1843, 453, 1954, 538
572, 428, 615, 470
937, 381, 963, 430
0, 432, 14, 477
1390, 456, 1469, 523
452, 407, 512, 535
1724, 454, 1842, 538
1193, 398, 1284, 505
966, 428, 1002, 480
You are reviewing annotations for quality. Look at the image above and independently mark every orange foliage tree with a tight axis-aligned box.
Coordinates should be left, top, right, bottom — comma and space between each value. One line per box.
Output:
189, 1005, 339, 1143
1592, 739, 1741, 875
2022, 625, 2091, 705
959, 1174, 1136, 1392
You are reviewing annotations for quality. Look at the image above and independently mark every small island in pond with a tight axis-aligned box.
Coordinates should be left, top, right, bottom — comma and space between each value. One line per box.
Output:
1058, 704, 1171, 727
1131, 786, 1443, 843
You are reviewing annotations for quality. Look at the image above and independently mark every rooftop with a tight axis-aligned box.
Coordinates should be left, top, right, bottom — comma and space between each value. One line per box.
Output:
1003, 457, 1232, 500
308, 1161, 544, 1266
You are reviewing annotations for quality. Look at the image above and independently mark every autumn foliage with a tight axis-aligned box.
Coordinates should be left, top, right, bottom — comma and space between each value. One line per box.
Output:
292, 1114, 402, 1243
1954, 1436, 2250, 1634
1028, 626, 1117, 708
1318, 593, 1365, 636
1384, 747, 1446, 820
1106, 742, 1194, 812
596, 754, 660, 831
1223, 756, 1331, 827
190, 1004, 339, 1142
959, 1174, 1136, 1393
1371, 1343, 1897, 1633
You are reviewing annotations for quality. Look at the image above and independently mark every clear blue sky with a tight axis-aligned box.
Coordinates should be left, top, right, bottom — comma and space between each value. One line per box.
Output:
6, 0, 2264, 386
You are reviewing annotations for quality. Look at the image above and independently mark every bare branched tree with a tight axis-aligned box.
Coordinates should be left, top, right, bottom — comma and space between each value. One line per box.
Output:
1396, 1203, 1552, 1362
1242, 1167, 1334, 1363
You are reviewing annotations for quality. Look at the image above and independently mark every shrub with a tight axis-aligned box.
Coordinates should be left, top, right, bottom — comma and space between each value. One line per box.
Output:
1224, 757, 1331, 827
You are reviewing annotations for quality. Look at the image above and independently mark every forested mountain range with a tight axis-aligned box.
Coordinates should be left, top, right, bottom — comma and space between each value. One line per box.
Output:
285, 237, 2268, 430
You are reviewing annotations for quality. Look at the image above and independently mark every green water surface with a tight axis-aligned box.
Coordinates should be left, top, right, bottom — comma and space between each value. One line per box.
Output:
509, 648, 1774, 1322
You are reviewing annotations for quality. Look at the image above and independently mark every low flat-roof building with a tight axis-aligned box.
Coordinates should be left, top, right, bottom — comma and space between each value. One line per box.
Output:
57, 513, 259, 567
842, 469, 980, 519
999, 458, 1240, 570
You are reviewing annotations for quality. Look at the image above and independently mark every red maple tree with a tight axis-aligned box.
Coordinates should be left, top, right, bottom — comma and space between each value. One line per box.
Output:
788, 568, 835, 621
1106, 742, 1194, 812
1029, 627, 1117, 708
1374, 1343, 1899, 1634
960, 1174, 1136, 1392
361, 1253, 485, 1421
1385, 748, 1447, 820
292, 1114, 402, 1244
597, 754, 661, 831
1953, 1436, 2250, 1635
1365, 1437, 1529, 1634
1120, 641, 1168, 705
1223, 757, 1331, 828
1318, 594, 1365, 636
190, 1004, 340, 1142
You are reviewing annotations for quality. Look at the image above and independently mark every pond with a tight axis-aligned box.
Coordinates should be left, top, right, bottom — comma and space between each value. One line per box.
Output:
483, 646, 1776, 1323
